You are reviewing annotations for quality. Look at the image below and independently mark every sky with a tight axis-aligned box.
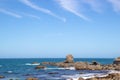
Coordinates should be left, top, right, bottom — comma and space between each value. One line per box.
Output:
0, 0, 120, 58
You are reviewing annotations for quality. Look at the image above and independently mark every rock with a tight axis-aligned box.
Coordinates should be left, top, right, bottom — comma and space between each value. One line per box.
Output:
78, 77, 85, 80
26, 77, 38, 80
64, 54, 74, 63
91, 61, 100, 65
0, 75, 5, 78
35, 65, 45, 69
86, 73, 120, 80
75, 62, 102, 70
75, 62, 88, 70
113, 57, 120, 64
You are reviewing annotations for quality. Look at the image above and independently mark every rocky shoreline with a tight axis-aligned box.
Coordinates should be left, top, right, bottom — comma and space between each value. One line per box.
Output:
1, 54, 120, 80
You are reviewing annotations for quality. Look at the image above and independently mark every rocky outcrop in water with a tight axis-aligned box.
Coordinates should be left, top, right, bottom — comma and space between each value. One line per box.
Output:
41, 55, 120, 71
35, 65, 45, 69
64, 54, 74, 63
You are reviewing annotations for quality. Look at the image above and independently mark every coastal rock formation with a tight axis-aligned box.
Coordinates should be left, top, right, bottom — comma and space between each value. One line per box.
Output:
35, 65, 45, 69
64, 54, 74, 63
75, 62, 88, 70
75, 62, 102, 70
113, 57, 120, 64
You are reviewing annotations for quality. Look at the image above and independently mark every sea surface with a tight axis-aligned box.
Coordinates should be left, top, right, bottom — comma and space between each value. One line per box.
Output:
0, 58, 114, 80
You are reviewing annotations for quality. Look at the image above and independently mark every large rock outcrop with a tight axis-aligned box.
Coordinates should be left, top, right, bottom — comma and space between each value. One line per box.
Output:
64, 54, 74, 63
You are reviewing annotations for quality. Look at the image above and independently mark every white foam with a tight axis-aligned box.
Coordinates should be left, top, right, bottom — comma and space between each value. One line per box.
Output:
108, 70, 120, 74
62, 73, 109, 80
44, 67, 75, 70
25, 63, 40, 66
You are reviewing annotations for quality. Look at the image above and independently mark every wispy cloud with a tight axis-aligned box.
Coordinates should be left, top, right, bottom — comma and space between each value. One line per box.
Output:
22, 13, 41, 20
20, 0, 66, 22
82, 0, 102, 13
56, 0, 90, 21
108, 0, 120, 12
0, 8, 22, 18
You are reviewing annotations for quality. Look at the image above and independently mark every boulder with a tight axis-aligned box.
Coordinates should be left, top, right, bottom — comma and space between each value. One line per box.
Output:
35, 65, 45, 69
113, 57, 120, 64
64, 54, 74, 63
75, 62, 88, 70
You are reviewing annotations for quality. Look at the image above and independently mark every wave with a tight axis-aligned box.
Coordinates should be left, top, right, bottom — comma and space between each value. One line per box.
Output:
62, 73, 108, 80
0, 65, 2, 67
44, 67, 75, 70
25, 63, 40, 66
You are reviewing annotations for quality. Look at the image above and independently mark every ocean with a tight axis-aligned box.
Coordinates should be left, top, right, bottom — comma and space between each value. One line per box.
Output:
0, 58, 114, 80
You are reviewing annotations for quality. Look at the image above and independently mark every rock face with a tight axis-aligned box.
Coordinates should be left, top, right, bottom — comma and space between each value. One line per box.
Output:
64, 54, 74, 63
113, 57, 120, 64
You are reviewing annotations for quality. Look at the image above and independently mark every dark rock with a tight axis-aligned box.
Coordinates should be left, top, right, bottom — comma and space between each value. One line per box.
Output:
91, 61, 100, 65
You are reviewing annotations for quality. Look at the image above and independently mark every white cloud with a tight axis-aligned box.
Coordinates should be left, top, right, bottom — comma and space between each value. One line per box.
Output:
83, 0, 102, 13
0, 8, 22, 18
20, 0, 66, 22
56, 0, 90, 21
22, 13, 41, 20
108, 0, 120, 12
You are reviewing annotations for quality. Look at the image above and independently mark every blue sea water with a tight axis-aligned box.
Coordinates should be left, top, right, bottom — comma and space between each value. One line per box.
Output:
0, 58, 114, 80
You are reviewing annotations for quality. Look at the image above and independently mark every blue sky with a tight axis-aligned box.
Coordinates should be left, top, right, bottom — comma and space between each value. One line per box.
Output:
0, 0, 120, 58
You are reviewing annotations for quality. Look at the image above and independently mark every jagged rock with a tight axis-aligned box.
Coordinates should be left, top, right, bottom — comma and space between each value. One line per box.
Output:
64, 54, 74, 63
35, 65, 45, 69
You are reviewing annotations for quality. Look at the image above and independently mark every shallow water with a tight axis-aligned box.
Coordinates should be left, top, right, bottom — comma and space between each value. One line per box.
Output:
0, 58, 114, 80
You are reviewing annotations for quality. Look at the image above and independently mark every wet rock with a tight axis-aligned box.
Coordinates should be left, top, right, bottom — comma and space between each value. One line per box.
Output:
26, 77, 38, 80
64, 54, 74, 63
35, 65, 45, 69
0, 75, 5, 78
